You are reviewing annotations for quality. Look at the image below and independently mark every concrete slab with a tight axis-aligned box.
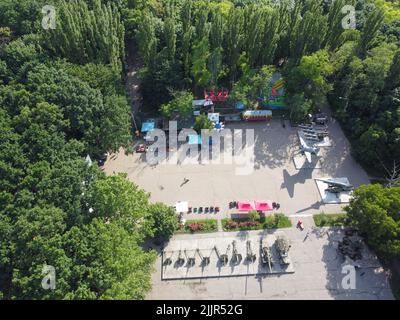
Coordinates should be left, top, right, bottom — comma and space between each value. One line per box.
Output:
161, 233, 294, 280
147, 224, 394, 300
314, 136, 332, 147
103, 119, 370, 216
293, 154, 322, 169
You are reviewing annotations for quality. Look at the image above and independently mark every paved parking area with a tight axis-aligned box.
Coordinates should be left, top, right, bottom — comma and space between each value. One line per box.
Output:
147, 221, 393, 300
103, 117, 370, 218
103, 117, 392, 300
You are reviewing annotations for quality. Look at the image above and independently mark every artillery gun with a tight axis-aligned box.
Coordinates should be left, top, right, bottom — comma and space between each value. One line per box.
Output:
214, 244, 230, 266
184, 249, 196, 267
338, 236, 363, 261
197, 249, 211, 266
162, 251, 173, 266
275, 236, 291, 266
246, 240, 256, 262
231, 240, 242, 265
176, 250, 185, 267
260, 238, 273, 272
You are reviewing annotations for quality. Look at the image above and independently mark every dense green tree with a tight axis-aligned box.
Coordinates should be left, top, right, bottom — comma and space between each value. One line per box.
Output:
88, 174, 153, 238
346, 184, 400, 259
191, 37, 212, 89
136, 9, 158, 67
357, 7, 385, 57
385, 49, 400, 91
43, 0, 125, 71
62, 218, 156, 300
148, 203, 179, 240
160, 90, 194, 119
286, 93, 313, 124
290, 0, 328, 64
225, 7, 244, 82
194, 113, 214, 132
0, 38, 42, 75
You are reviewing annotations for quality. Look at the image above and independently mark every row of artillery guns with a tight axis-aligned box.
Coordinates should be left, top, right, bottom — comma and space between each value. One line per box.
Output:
163, 248, 213, 267
163, 237, 291, 268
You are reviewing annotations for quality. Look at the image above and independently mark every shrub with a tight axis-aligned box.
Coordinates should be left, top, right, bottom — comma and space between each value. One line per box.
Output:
187, 222, 204, 232
226, 221, 238, 229
248, 210, 260, 222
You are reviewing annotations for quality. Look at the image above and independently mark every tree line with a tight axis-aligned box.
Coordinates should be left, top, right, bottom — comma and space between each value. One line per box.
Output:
0, 0, 179, 299
125, 0, 400, 175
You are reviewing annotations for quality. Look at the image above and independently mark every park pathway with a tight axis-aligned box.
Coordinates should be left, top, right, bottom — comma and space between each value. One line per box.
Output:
125, 39, 142, 134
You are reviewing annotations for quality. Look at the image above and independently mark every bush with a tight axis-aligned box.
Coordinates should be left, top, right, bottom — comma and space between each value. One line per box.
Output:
262, 213, 292, 229
149, 203, 179, 240
181, 219, 218, 233
226, 220, 238, 229
248, 210, 260, 222
187, 222, 204, 232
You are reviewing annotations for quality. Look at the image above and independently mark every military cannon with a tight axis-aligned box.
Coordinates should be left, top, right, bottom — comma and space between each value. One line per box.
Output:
338, 236, 363, 261
231, 240, 242, 265
260, 238, 273, 271
184, 249, 196, 267
275, 236, 291, 266
246, 240, 256, 262
175, 250, 185, 267
214, 244, 230, 266
162, 251, 173, 266
197, 249, 211, 266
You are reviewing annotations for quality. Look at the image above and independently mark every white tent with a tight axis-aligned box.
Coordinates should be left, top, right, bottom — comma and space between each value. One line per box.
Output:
175, 201, 189, 213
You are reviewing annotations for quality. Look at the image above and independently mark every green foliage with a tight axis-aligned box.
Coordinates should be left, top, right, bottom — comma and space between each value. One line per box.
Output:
181, 219, 218, 233
160, 90, 194, 119
136, 9, 157, 67
149, 203, 179, 240
0, 37, 42, 75
331, 40, 399, 171
230, 64, 274, 107
43, 0, 125, 71
313, 213, 348, 227
286, 93, 313, 124
248, 210, 260, 222
0, 0, 163, 299
286, 49, 334, 110
191, 37, 212, 89
345, 184, 400, 260
0, 0, 42, 35
357, 7, 385, 57
262, 213, 292, 229
194, 114, 213, 132
372, 0, 400, 24
222, 213, 291, 231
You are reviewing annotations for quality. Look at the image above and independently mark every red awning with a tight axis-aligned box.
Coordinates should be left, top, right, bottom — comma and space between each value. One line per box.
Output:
254, 200, 273, 212
237, 201, 255, 212
237, 200, 273, 212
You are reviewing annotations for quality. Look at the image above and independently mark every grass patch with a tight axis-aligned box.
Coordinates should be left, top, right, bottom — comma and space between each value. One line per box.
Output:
263, 213, 292, 229
222, 213, 292, 232
313, 213, 348, 227
177, 219, 218, 234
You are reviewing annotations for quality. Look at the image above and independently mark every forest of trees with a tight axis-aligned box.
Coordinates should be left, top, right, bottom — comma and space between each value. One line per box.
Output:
0, 0, 179, 299
0, 0, 400, 299
128, 0, 400, 175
